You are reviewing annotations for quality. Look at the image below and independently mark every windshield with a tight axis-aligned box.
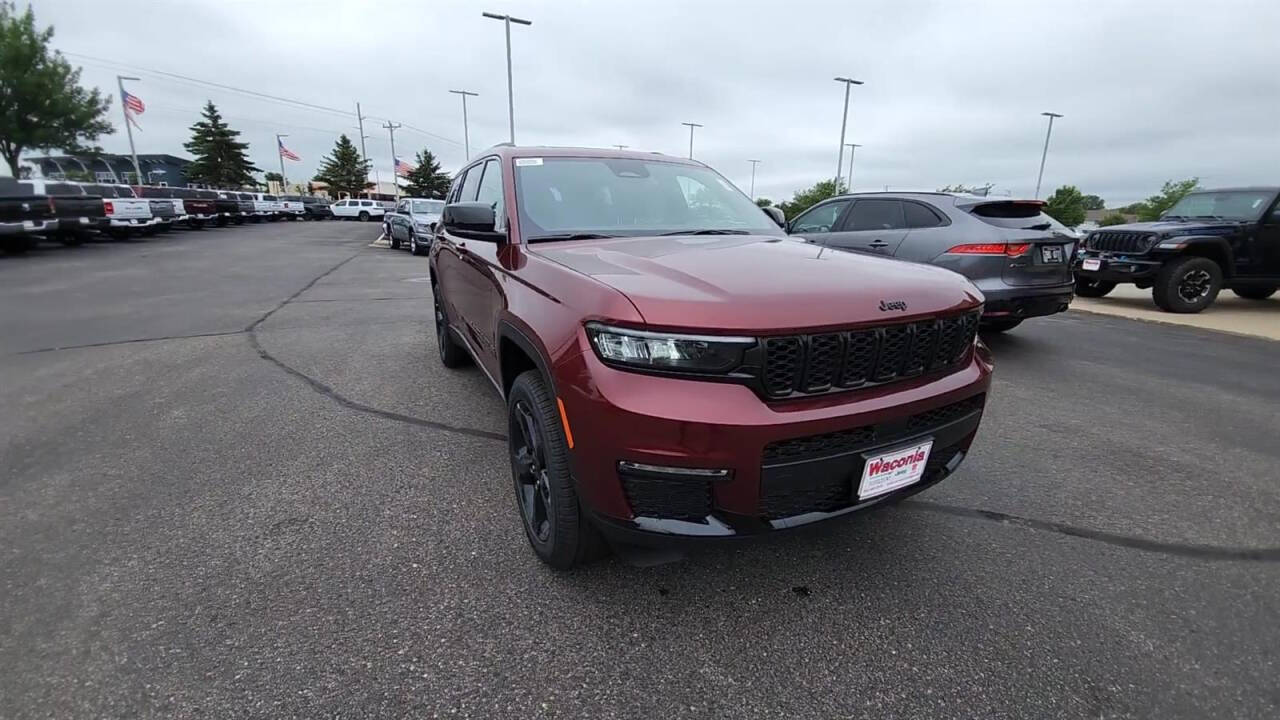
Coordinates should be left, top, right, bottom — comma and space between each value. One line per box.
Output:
1164, 191, 1273, 221
411, 200, 444, 214
513, 156, 775, 239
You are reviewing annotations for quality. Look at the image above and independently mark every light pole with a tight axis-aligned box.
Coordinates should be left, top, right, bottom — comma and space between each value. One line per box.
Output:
844, 143, 862, 191
116, 75, 143, 185
449, 89, 479, 160
681, 122, 703, 159
833, 77, 863, 188
1034, 112, 1062, 199
482, 11, 532, 144
382, 121, 401, 200
748, 159, 761, 200
276, 133, 288, 193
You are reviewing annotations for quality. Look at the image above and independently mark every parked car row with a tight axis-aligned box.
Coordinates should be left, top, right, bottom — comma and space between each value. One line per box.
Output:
1, 178, 337, 253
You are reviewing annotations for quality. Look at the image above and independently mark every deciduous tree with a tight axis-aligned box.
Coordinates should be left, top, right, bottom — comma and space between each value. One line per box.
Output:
1138, 178, 1200, 221
1044, 185, 1087, 227
0, 2, 113, 176
779, 179, 845, 219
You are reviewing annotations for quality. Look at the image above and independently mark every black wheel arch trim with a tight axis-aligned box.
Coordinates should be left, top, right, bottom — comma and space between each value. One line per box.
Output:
497, 320, 559, 401
1163, 236, 1235, 276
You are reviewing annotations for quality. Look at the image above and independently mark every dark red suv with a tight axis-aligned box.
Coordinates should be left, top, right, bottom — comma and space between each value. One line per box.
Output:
430, 146, 992, 568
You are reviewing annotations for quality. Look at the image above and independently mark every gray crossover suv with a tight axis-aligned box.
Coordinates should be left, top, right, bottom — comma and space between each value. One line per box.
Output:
788, 192, 1076, 332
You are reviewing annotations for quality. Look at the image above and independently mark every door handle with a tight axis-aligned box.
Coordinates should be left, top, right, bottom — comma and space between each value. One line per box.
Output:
869, 240, 889, 248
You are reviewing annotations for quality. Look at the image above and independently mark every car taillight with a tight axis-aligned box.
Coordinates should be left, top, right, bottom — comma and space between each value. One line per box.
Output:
946, 243, 1031, 257
103, 200, 114, 215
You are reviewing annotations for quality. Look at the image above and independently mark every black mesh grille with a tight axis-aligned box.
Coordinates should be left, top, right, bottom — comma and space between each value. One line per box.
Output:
840, 330, 878, 386
760, 312, 979, 400
620, 473, 712, 522
1089, 231, 1152, 254
762, 394, 985, 465
762, 426, 875, 464
802, 333, 843, 391
763, 337, 802, 396
760, 474, 850, 519
904, 394, 986, 434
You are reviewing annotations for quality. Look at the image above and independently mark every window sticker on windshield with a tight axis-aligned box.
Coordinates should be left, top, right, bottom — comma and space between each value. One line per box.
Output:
515, 158, 543, 167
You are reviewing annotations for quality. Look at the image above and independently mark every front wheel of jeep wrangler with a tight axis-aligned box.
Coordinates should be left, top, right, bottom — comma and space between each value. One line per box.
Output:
1153, 256, 1222, 313
1232, 286, 1277, 301
508, 370, 606, 569
1074, 277, 1116, 298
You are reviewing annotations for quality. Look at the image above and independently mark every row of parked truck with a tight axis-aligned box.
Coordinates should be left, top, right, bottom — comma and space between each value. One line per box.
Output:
0, 178, 338, 253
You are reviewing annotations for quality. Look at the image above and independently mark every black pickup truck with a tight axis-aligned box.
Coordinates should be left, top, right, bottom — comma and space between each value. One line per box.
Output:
20, 180, 108, 246
1, 178, 56, 253
1074, 186, 1280, 312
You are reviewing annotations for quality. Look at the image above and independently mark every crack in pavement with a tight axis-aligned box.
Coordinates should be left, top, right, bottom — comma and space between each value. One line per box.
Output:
901, 500, 1280, 563
16, 329, 246, 355
246, 249, 508, 444
248, 247, 1280, 563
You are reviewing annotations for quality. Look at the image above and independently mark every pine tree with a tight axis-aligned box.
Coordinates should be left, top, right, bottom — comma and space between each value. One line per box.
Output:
313, 134, 370, 198
402, 148, 451, 198
183, 101, 259, 188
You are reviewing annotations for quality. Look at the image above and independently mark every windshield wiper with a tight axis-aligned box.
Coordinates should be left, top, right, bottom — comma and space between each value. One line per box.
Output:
657, 229, 751, 236
1191, 214, 1229, 221
527, 232, 618, 242
1162, 215, 1189, 221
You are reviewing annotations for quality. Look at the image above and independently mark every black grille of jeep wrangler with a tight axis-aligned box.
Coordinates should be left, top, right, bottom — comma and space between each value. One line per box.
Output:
1089, 231, 1154, 254
760, 311, 979, 399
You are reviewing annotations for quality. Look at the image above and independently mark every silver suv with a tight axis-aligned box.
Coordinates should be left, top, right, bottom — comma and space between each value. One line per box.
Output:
788, 192, 1077, 332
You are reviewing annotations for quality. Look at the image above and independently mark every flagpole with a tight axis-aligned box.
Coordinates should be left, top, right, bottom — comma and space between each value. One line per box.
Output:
117, 75, 142, 185
275, 134, 288, 194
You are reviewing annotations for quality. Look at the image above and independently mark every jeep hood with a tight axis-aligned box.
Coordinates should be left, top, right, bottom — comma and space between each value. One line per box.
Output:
1100, 220, 1244, 236
534, 234, 982, 332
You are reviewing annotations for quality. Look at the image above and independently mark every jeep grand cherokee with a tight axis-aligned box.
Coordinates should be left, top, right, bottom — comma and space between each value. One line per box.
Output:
429, 146, 993, 568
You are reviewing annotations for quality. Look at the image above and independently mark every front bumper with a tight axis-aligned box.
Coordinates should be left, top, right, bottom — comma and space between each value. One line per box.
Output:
1074, 254, 1162, 284
557, 337, 993, 543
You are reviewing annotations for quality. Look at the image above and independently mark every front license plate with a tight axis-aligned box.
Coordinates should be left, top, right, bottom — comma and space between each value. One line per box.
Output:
1081, 258, 1102, 271
1041, 245, 1064, 263
857, 440, 933, 501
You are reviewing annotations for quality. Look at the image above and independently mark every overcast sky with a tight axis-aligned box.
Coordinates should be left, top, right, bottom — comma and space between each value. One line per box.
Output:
25, 0, 1280, 206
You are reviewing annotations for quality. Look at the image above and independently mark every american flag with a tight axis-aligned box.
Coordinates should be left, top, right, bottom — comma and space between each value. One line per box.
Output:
394, 157, 414, 178
122, 89, 145, 116
278, 138, 301, 162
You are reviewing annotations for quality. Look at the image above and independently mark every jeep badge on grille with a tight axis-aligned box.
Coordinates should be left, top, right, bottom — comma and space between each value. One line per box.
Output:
879, 300, 907, 312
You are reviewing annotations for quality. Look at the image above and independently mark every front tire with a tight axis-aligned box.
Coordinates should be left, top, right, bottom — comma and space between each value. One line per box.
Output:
508, 370, 606, 569
410, 231, 425, 256
1153, 256, 1222, 313
1074, 277, 1116, 298
1232, 286, 1277, 300
433, 283, 471, 368
981, 318, 1023, 333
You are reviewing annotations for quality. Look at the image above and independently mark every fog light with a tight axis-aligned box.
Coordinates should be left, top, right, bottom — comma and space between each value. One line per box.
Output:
617, 461, 730, 479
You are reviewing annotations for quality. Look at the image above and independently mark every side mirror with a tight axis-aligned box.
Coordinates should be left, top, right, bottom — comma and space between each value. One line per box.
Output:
443, 201, 505, 241
761, 205, 786, 229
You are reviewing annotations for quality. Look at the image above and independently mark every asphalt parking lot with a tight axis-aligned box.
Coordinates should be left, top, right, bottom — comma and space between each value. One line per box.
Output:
2, 222, 1278, 719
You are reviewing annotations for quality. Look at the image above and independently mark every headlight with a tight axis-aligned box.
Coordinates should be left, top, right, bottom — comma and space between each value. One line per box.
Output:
414, 220, 433, 231
585, 323, 754, 373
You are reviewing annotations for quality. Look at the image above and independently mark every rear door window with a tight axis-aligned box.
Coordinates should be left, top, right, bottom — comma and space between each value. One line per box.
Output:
790, 200, 850, 234
843, 199, 905, 231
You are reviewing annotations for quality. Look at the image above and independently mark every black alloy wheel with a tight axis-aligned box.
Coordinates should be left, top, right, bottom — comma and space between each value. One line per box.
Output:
432, 283, 470, 368
511, 399, 554, 545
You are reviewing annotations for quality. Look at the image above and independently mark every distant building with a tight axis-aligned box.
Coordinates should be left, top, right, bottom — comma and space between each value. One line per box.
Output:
27, 153, 192, 186
1085, 208, 1139, 224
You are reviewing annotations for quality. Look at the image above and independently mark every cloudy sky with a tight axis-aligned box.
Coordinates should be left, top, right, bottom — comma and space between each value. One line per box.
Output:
26, 0, 1280, 206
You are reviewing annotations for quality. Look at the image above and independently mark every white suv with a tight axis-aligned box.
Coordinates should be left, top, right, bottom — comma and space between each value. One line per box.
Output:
331, 198, 386, 221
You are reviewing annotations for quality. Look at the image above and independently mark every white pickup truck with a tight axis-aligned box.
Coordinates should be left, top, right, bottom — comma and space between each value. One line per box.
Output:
247, 192, 283, 222
278, 196, 305, 220
86, 183, 158, 237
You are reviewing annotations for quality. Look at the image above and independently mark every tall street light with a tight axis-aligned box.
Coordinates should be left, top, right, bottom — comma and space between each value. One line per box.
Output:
1035, 112, 1063, 199
449, 89, 479, 160
681, 122, 703, 159
482, 11, 532, 144
748, 159, 761, 200
844, 143, 862, 190
833, 76, 863, 188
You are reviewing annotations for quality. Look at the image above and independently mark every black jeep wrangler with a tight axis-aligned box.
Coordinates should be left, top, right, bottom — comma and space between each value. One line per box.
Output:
1074, 186, 1280, 312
